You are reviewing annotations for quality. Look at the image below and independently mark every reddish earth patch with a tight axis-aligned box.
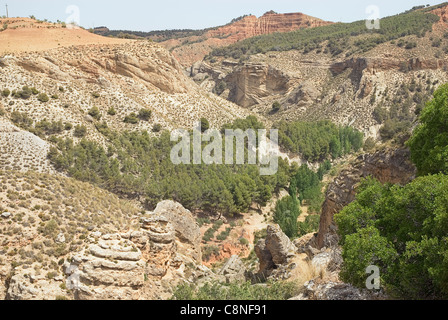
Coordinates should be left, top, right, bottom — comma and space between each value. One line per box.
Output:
160, 11, 333, 66
0, 18, 130, 54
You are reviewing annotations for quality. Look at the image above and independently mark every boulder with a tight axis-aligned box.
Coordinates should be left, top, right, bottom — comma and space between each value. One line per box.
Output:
254, 224, 296, 276
150, 200, 202, 263
265, 224, 296, 266
218, 255, 246, 283
65, 235, 146, 300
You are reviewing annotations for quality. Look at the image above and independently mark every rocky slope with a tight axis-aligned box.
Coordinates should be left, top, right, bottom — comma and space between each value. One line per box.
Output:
0, 41, 253, 146
316, 147, 416, 249
0, 171, 207, 300
193, 5, 448, 137
208, 12, 332, 43
160, 11, 332, 67
0, 18, 129, 54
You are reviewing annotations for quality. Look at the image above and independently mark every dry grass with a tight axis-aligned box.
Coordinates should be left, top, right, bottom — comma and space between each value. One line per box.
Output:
0, 169, 141, 277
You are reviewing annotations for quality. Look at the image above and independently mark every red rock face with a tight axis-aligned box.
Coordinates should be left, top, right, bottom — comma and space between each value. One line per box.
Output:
431, 4, 448, 26
208, 12, 333, 42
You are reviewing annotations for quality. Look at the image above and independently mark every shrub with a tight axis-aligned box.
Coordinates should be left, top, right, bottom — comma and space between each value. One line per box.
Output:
171, 280, 298, 300
199, 118, 210, 132
407, 83, 448, 175
107, 107, 117, 116
138, 108, 152, 121
272, 101, 281, 112
1, 89, 10, 97
37, 93, 50, 103
363, 137, 376, 152
13, 86, 32, 99
88, 106, 101, 120
335, 176, 448, 299
73, 125, 87, 138
202, 245, 220, 261
273, 192, 301, 239
214, 81, 227, 95
11, 111, 33, 129
34, 119, 64, 136
152, 123, 162, 132
123, 113, 139, 124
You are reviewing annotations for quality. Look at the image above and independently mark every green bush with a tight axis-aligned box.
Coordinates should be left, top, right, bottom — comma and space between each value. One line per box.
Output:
171, 280, 298, 300
73, 125, 87, 138
37, 93, 49, 103
10, 111, 33, 129
88, 106, 101, 120
124, 113, 139, 124
13, 86, 32, 99
273, 190, 301, 239
298, 214, 320, 237
152, 123, 162, 132
33, 119, 64, 136
138, 108, 152, 121
407, 83, 448, 175
335, 176, 448, 299
107, 107, 117, 116
272, 101, 281, 112
1, 89, 10, 97
200, 118, 210, 132
275, 120, 363, 162
202, 245, 220, 261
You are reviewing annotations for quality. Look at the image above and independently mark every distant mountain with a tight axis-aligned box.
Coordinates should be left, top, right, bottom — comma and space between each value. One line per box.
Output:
92, 11, 333, 66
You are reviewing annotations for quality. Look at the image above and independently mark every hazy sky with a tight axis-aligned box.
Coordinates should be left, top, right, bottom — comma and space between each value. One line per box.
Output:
3, 0, 446, 31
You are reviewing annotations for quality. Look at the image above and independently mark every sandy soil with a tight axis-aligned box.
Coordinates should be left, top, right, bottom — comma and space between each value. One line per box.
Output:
0, 18, 130, 54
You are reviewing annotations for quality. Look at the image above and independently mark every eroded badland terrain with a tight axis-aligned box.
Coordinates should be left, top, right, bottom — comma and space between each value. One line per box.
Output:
1, 3, 448, 300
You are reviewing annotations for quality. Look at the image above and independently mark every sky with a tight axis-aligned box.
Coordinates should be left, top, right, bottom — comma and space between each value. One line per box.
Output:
2, 0, 446, 31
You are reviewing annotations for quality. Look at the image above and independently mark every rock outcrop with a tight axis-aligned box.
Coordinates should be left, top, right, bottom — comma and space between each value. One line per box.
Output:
149, 200, 202, 263
224, 63, 295, 107
255, 224, 297, 278
64, 233, 146, 300
208, 12, 333, 43
0, 118, 57, 174
330, 57, 448, 77
217, 255, 246, 284
1, 200, 203, 300
317, 148, 416, 249
62, 201, 202, 300
161, 12, 332, 67
295, 279, 386, 300
7, 268, 68, 300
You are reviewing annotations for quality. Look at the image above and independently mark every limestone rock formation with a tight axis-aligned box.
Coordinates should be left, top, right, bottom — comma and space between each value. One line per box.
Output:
56, 200, 203, 300
6, 267, 67, 300
0, 118, 57, 174
225, 63, 294, 107
217, 255, 246, 283
317, 148, 416, 249
296, 279, 386, 300
255, 224, 297, 277
149, 200, 202, 263
65, 234, 146, 300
